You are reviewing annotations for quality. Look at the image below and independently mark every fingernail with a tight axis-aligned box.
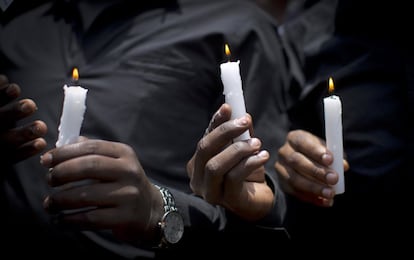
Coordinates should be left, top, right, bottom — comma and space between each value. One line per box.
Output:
248, 138, 260, 148
257, 150, 269, 159
40, 153, 52, 166
33, 139, 44, 150
322, 188, 334, 199
213, 110, 222, 120
6, 84, 18, 97
326, 172, 337, 185
322, 153, 333, 165
20, 101, 33, 113
31, 124, 41, 136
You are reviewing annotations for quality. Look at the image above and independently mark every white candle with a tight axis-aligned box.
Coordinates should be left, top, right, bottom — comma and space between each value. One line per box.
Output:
220, 44, 250, 142
323, 77, 344, 194
56, 68, 88, 147
54, 69, 92, 214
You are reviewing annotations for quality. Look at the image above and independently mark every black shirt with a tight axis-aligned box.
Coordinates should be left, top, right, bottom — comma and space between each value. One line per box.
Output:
1, 0, 291, 258
280, 0, 413, 254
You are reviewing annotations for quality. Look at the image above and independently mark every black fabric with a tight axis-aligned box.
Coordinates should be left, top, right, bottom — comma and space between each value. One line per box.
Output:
0, 0, 291, 258
279, 0, 413, 255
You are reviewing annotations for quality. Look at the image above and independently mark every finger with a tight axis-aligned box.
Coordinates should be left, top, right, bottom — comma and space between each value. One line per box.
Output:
189, 104, 230, 179
77, 136, 89, 142
190, 116, 252, 192
0, 75, 8, 86
241, 151, 269, 182
52, 207, 121, 230
9, 138, 47, 163
1, 120, 47, 146
223, 153, 268, 201
344, 159, 350, 171
47, 155, 126, 186
45, 182, 123, 212
275, 161, 335, 200
204, 103, 231, 136
0, 78, 21, 105
204, 116, 253, 158
291, 191, 334, 207
226, 142, 269, 183
201, 138, 262, 202
283, 180, 334, 207
278, 140, 337, 185
245, 113, 254, 137
211, 138, 263, 176
41, 139, 133, 167
287, 130, 332, 167
0, 99, 38, 128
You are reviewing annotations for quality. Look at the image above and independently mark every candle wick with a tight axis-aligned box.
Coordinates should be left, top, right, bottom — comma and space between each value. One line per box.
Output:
71, 79, 78, 86
225, 52, 231, 62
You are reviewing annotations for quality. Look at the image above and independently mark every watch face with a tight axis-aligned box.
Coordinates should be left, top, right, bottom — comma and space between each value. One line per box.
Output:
163, 210, 184, 244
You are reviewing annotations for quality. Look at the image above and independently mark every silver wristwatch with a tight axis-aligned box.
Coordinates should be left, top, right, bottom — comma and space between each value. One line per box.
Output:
154, 184, 184, 248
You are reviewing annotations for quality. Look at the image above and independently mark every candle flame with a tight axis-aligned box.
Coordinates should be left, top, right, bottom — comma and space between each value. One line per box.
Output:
225, 43, 231, 58
328, 77, 334, 94
72, 68, 79, 81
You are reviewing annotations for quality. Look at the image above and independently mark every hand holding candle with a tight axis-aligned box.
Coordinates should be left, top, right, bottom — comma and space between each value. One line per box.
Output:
323, 77, 345, 194
220, 44, 250, 142
56, 68, 88, 147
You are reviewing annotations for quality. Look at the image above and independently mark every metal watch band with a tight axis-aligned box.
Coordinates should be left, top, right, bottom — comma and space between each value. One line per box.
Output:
153, 184, 184, 248
154, 184, 178, 213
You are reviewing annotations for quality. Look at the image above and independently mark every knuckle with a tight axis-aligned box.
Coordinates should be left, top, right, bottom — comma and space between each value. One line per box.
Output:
286, 151, 301, 165
196, 138, 208, 153
84, 141, 99, 154
205, 160, 220, 176
289, 130, 306, 147
120, 143, 134, 155
230, 141, 245, 153
305, 181, 322, 195
84, 157, 100, 171
216, 123, 229, 134
311, 165, 325, 180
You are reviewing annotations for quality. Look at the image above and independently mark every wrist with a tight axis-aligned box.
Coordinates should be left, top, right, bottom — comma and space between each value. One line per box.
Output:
144, 184, 165, 244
